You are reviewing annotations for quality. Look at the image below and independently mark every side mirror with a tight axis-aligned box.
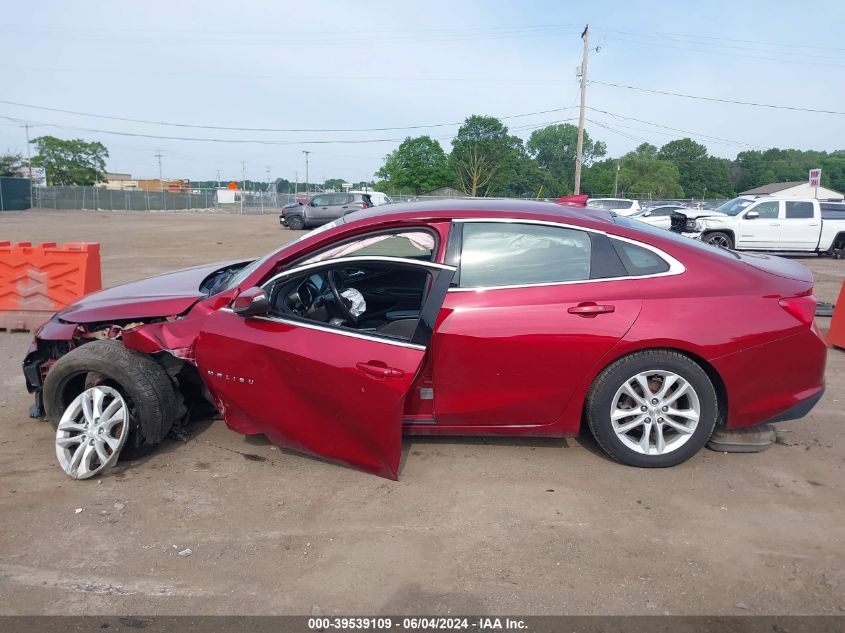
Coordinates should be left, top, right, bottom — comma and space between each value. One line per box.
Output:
745, 211, 759, 219
232, 287, 270, 317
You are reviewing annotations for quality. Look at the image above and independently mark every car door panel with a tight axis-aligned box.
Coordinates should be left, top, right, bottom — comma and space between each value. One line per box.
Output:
194, 257, 454, 479
736, 201, 781, 249
781, 201, 819, 250
195, 313, 423, 478
431, 281, 642, 426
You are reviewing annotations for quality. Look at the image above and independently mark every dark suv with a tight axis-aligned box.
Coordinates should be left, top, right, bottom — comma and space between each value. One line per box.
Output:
280, 193, 372, 230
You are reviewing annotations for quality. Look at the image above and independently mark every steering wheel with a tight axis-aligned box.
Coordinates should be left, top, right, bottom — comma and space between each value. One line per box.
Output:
326, 270, 357, 322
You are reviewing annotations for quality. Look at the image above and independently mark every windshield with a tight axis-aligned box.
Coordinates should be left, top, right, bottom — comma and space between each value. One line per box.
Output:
223, 217, 346, 290
714, 197, 755, 216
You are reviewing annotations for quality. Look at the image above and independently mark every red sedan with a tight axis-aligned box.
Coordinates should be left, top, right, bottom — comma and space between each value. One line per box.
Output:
23, 200, 827, 479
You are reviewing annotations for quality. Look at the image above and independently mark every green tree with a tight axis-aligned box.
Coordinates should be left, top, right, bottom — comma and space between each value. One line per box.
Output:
526, 123, 606, 195
657, 138, 733, 198
616, 146, 684, 198
376, 135, 451, 195
449, 116, 522, 196
31, 136, 108, 185
0, 152, 25, 177
323, 178, 346, 190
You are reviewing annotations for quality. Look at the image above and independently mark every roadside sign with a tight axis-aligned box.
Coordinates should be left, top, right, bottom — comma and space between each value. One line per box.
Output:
17, 166, 47, 186
809, 168, 822, 188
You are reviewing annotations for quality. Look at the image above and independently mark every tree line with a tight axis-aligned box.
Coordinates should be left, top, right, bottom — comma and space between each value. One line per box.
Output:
374, 115, 845, 199
3, 125, 844, 200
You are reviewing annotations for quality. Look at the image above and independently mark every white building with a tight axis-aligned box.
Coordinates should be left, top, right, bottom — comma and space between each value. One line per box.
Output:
740, 181, 843, 200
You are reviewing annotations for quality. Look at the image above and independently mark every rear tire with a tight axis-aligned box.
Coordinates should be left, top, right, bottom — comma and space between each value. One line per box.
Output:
586, 350, 718, 468
44, 340, 179, 458
286, 214, 305, 230
704, 231, 734, 249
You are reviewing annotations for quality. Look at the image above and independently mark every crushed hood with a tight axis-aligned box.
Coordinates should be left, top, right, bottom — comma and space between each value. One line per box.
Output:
57, 260, 248, 323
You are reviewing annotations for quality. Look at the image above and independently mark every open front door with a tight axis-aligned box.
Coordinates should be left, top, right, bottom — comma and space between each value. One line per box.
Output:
194, 257, 453, 479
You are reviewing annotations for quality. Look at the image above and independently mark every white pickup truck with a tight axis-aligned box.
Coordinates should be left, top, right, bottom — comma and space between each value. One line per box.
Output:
671, 196, 845, 257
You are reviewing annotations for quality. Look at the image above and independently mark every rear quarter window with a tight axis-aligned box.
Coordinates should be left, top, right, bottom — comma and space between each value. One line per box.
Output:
611, 239, 670, 276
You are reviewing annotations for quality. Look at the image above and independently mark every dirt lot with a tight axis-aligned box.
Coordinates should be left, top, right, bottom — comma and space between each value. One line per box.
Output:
1, 210, 843, 615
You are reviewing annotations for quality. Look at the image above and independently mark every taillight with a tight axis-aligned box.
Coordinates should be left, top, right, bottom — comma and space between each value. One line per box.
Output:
779, 295, 816, 326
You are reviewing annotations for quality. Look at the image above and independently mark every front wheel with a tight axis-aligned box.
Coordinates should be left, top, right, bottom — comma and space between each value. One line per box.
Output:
704, 231, 734, 249
286, 214, 305, 230
586, 350, 718, 468
43, 340, 180, 477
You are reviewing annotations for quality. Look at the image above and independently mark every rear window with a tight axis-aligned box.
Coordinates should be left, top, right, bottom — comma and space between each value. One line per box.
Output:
612, 214, 740, 260
459, 223, 591, 288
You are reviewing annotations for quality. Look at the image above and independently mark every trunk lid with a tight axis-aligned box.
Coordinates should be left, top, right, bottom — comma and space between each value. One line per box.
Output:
736, 252, 814, 284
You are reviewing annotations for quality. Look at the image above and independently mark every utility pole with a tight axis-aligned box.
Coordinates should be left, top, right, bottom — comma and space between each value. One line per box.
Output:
574, 24, 589, 195
613, 160, 620, 197
241, 161, 246, 215
22, 123, 33, 203
294, 171, 299, 195
215, 169, 221, 188
154, 149, 164, 191
302, 150, 311, 193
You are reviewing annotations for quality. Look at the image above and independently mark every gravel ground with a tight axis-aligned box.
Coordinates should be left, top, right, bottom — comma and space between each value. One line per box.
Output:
0, 210, 843, 615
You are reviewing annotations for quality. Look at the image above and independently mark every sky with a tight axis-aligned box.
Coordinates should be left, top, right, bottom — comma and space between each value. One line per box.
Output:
1, 0, 844, 185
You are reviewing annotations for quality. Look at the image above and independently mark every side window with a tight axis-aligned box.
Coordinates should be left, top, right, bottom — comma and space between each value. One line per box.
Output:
750, 201, 779, 219
785, 201, 814, 219
312, 195, 331, 206
611, 239, 670, 276
301, 230, 436, 265
332, 194, 350, 206
459, 223, 591, 288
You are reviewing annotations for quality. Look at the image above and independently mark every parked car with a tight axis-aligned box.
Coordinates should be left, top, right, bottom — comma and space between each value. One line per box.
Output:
351, 190, 392, 206
630, 205, 691, 229
587, 198, 641, 215
282, 192, 373, 230
671, 196, 845, 255
24, 199, 826, 480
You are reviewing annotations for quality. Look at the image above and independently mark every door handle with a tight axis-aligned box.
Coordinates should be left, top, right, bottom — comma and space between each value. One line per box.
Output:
809, 223, 819, 226
769, 222, 781, 226
568, 303, 615, 317
356, 362, 405, 379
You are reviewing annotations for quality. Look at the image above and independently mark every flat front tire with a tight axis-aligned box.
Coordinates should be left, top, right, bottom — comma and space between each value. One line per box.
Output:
44, 340, 179, 467
586, 350, 718, 468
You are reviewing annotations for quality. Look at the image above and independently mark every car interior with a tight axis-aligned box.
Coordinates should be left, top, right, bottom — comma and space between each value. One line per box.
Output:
269, 263, 431, 341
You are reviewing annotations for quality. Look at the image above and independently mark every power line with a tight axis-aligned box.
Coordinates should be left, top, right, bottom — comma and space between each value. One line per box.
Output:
589, 81, 845, 115
586, 107, 764, 148
0, 112, 578, 146
0, 98, 576, 132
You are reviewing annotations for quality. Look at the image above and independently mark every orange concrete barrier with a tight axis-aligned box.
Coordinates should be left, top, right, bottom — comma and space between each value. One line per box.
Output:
0, 241, 102, 331
828, 281, 845, 350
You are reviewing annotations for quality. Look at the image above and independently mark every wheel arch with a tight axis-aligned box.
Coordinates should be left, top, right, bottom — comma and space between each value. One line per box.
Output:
701, 228, 735, 245
580, 344, 729, 430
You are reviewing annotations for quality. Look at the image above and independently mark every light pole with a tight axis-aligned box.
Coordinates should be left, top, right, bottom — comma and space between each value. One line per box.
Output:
302, 150, 311, 193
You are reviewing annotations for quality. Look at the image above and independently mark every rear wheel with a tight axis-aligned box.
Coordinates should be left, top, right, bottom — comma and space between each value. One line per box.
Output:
586, 350, 718, 467
286, 214, 305, 230
704, 231, 734, 249
44, 340, 179, 475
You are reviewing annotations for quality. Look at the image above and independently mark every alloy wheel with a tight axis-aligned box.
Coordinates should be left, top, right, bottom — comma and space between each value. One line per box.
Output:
707, 234, 731, 248
55, 386, 129, 479
610, 370, 701, 456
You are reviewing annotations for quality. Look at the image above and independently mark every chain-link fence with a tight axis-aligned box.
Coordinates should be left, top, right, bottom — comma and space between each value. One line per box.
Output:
30, 187, 306, 213
27, 187, 728, 213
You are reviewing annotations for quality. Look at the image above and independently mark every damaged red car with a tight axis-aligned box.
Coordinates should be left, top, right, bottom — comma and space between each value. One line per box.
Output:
23, 200, 827, 479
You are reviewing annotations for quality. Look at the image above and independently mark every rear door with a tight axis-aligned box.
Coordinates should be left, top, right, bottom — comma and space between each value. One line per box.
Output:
780, 200, 820, 250
736, 200, 782, 249
431, 220, 643, 427
194, 257, 454, 479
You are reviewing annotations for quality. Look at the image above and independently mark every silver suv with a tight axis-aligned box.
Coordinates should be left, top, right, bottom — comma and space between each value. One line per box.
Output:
281, 193, 372, 230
